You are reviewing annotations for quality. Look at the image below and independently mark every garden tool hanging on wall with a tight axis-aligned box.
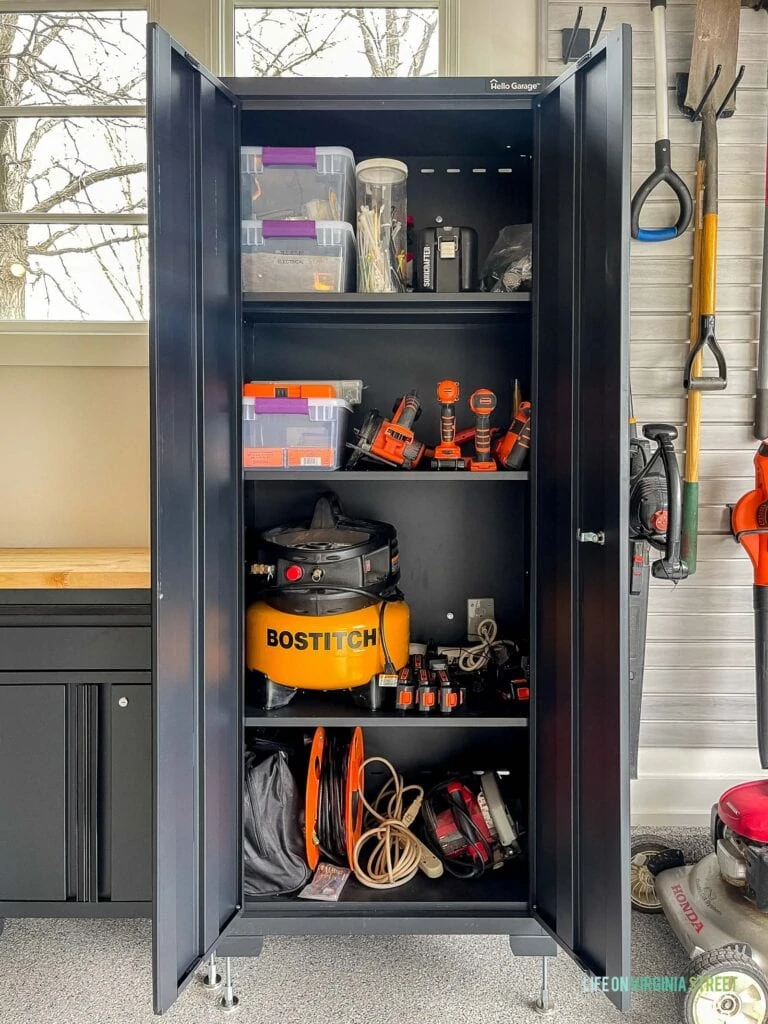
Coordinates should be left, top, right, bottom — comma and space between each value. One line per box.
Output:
678, 0, 744, 573
630, 0, 692, 241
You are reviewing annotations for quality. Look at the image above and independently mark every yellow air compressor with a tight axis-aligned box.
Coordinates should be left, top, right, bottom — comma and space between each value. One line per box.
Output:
247, 493, 410, 709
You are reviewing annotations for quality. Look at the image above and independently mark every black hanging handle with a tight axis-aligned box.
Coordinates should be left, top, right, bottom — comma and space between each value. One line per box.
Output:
684, 315, 728, 391
643, 424, 688, 581
631, 139, 693, 242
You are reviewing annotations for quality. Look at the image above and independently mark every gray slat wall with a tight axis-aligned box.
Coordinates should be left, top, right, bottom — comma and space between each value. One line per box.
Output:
542, 2, 767, 768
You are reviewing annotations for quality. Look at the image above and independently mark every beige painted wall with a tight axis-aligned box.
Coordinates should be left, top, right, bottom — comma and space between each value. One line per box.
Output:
0, 0, 208, 551
0, 366, 150, 546
1, 0, 537, 549
458, 0, 538, 76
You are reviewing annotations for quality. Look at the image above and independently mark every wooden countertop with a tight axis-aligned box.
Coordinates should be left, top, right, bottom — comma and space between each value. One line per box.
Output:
0, 548, 151, 590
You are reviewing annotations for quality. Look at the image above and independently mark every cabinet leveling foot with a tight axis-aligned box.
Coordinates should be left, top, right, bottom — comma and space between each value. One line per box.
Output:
533, 956, 555, 1014
218, 958, 239, 1013
201, 953, 222, 991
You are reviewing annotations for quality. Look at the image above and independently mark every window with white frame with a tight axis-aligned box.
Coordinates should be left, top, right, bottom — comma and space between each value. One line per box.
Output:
0, 3, 146, 321
233, 1, 444, 78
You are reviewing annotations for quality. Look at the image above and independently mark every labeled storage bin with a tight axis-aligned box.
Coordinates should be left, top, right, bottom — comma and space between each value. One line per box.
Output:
242, 220, 356, 293
241, 146, 355, 222
243, 396, 352, 470
244, 380, 364, 405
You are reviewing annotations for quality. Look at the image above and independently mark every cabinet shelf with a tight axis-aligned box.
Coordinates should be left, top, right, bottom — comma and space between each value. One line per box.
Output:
244, 862, 528, 910
244, 697, 528, 728
244, 470, 529, 482
243, 291, 531, 324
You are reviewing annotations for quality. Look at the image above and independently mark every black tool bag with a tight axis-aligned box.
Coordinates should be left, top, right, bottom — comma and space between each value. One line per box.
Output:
243, 740, 309, 897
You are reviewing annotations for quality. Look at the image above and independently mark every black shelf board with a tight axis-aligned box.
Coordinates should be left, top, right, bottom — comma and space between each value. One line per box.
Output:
244, 695, 528, 728
244, 469, 529, 482
242, 291, 531, 324
244, 861, 528, 910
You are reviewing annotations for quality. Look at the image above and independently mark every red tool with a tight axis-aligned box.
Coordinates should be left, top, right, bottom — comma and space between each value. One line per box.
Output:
495, 401, 531, 470
432, 380, 467, 470
731, 442, 768, 768
469, 389, 497, 472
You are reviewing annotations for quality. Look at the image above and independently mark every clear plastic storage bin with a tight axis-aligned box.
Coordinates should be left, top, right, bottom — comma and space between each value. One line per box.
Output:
243, 396, 352, 470
241, 146, 355, 222
242, 220, 356, 293
356, 158, 408, 293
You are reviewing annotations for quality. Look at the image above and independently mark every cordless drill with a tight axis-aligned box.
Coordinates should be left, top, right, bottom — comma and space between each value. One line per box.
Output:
432, 380, 467, 470
469, 389, 497, 472
732, 442, 768, 769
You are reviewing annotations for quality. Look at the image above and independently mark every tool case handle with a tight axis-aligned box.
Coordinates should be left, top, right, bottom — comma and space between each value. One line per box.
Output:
631, 140, 692, 241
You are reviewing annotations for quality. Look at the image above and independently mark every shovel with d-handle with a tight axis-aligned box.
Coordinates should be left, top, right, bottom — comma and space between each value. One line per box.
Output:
682, 0, 741, 393
680, 0, 742, 571
681, 150, 705, 574
630, 0, 692, 242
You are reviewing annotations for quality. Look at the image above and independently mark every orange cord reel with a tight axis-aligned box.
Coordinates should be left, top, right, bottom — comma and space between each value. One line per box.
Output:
305, 726, 365, 871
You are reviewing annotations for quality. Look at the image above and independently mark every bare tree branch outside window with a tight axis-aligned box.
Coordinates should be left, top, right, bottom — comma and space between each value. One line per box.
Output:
235, 8, 439, 79
0, 11, 147, 320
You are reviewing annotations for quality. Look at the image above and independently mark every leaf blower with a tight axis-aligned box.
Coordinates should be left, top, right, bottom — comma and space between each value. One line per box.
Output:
731, 442, 768, 769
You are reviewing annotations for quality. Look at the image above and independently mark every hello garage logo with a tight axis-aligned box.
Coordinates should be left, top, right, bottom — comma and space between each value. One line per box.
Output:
486, 78, 542, 93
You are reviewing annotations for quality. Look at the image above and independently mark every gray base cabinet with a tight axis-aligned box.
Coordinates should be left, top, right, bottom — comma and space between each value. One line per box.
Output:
0, 592, 151, 915
0, 685, 68, 901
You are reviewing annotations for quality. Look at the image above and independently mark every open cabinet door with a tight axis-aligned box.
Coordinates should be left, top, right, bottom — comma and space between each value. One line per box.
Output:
531, 27, 631, 1012
148, 24, 242, 1014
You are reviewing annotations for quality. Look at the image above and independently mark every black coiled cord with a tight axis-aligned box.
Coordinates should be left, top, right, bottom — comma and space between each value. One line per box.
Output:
317, 731, 351, 866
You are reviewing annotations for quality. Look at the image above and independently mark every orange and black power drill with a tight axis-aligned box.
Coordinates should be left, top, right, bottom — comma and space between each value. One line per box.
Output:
469, 389, 497, 472
732, 442, 768, 768
495, 401, 532, 470
432, 380, 467, 470
346, 390, 426, 470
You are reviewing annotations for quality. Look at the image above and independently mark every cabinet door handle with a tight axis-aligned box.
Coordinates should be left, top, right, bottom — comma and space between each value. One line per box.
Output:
577, 530, 605, 545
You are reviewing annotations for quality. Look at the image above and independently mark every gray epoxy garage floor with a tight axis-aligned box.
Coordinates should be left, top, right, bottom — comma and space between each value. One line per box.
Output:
2, 830, 707, 1024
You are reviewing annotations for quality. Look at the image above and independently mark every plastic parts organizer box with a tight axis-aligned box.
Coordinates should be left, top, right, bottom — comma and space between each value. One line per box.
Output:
243, 396, 353, 471
241, 146, 355, 222
241, 220, 356, 293
244, 380, 364, 405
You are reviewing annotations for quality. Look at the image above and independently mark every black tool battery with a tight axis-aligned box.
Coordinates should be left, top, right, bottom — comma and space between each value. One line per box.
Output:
416, 226, 478, 292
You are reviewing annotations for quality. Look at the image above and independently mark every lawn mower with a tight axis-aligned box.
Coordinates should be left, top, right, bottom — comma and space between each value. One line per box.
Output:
631, 779, 768, 1024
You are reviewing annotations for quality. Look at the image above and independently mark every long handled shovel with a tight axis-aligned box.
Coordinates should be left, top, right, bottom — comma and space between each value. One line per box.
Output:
681, 152, 706, 574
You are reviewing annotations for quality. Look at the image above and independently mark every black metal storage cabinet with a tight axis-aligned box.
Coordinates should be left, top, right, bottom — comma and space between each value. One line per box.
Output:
148, 23, 631, 1015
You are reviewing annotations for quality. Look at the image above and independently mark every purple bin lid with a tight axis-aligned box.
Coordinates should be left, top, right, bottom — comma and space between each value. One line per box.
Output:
253, 397, 309, 415
261, 147, 317, 167
261, 219, 317, 239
